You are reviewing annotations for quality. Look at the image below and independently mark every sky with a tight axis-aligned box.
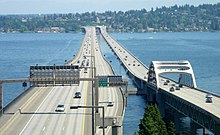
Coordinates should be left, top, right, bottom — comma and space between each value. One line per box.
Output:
0, 0, 219, 14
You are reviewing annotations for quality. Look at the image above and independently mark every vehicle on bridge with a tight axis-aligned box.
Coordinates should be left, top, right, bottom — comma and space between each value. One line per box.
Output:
55, 104, 65, 112
107, 101, 114, 107
170, 87, 175, 92
74, 92, 81, 98
206, 94, 213, 103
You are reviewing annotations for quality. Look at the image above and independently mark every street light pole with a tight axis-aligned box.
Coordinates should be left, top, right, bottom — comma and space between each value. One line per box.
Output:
70, 105, 105, 135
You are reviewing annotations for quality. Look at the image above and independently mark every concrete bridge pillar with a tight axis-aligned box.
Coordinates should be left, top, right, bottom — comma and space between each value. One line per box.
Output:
190, 120, 201, 135
146, 87, 153, 103
203, 128, 209, 135
174, 112, 181, 134
215, 123, 220, 135
157, 92, 165, 117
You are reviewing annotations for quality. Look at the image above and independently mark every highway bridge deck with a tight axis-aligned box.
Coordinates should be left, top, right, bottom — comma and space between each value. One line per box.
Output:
99, 26, 220, 134
0, 26, 124, 135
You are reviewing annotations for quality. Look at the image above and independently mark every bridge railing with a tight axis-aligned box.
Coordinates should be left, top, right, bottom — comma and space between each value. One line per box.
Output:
160, 75, 220, 97
102, 31, 149, 70
66, 28, 88, 65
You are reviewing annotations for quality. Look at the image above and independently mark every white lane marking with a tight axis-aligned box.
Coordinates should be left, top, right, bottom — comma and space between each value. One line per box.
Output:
19, 87, 55, 135
63, 127, 65, 131
42, 126, 45, 131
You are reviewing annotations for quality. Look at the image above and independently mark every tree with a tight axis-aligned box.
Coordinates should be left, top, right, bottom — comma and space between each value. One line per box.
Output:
139, 104, 168, 135
134, 131, 139, 135
168, 121, 175, 135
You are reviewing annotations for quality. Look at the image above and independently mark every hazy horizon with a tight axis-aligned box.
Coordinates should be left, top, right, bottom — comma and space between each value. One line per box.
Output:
0, 0, 219, 15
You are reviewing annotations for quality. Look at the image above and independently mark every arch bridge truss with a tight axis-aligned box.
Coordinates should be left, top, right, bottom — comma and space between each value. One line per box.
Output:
148, 60, 197, 89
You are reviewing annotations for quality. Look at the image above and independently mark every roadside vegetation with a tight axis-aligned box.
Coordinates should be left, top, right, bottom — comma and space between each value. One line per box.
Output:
135, 104, 175, 135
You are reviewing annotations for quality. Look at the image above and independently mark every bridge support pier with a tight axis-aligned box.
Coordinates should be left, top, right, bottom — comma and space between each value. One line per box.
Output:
190, 120, 201, 135
140, 80, 143, 89
146, 87, 153, 103
214, 123, 220, 135
203, 128, 209, 135
174, 111, 181, 134
157, 92, 165, 117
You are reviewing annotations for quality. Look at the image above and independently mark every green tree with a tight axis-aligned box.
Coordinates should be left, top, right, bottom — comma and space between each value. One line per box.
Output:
134, 131, 139, 135
153, 104, 168, 135
168, 121, 175, 135
139, 104, 168, 135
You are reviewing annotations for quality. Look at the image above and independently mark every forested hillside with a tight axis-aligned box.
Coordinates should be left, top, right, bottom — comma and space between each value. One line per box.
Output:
0, 3, 219, 32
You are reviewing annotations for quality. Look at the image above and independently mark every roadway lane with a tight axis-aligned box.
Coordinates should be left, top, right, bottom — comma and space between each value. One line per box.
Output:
0, 27, 94, 135
90, 27, 124, 135
159, 79, 220, 118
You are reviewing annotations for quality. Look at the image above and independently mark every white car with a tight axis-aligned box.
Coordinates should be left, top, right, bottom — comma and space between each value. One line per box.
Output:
55, 104, 65, 112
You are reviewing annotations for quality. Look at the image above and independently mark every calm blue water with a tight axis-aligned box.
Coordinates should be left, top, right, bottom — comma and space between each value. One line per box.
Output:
0, 33, 83, 105
99, 32, 220, 135
110, 32, 220, 95
0, 32, 220, 135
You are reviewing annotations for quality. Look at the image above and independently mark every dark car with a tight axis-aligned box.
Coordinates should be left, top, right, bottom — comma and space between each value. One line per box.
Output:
107, 102, 114, 107
164, 82, 168, 85
170, 87, 175, 92
74, 92, 81, 98
206, 94, 213, 103
179, 84, 183, 88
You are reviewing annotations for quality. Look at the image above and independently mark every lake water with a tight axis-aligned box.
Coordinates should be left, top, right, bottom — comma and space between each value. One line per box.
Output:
0, 32, 220, 134
0, 33, 83, 105
110, 32, 220, 94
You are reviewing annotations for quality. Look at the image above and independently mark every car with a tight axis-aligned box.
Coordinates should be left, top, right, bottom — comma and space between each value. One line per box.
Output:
175, 86, 180, 90
179, 84, 183, 88
164, 82, 168, 85
144, 76, 147, 79
55, 104, 65, 112
75, 92, 81, 98
205, 94, 213, 103
170, 87, 175, 92
107, 102, 114, 107
166, 80, 170, 83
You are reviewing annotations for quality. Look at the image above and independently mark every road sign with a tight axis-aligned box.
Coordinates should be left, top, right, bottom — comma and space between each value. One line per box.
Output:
99, 81, 108, 87
98, 76, 108, 87
98, 75, 123, 87
108, 75, 122, 83
30, 65, 80, 86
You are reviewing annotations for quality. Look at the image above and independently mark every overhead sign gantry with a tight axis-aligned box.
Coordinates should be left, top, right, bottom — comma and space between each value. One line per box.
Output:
30, 65, 80, 86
